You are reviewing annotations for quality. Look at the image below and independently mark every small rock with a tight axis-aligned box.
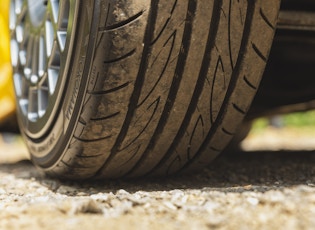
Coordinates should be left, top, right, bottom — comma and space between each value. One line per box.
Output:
56, 186, 78, 195
247, 197, 259, 206
59, 199, 103, 215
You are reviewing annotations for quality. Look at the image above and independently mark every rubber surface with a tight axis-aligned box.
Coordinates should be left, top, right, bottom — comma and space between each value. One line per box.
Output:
26, 0, 280, 179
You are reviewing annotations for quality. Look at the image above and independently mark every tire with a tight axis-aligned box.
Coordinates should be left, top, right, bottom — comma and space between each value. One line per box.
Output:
10, 0, 280, 179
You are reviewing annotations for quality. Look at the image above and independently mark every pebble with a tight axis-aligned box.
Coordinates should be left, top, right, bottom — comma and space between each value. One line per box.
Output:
1, 138, 315, 229
56, 185, 78, 195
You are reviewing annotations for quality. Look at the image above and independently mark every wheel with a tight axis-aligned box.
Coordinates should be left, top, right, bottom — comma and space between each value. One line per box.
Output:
10, 0, 280, 179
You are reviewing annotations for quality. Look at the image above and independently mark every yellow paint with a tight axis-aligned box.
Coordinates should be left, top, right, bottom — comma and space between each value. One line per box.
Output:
0, 0, 15, 122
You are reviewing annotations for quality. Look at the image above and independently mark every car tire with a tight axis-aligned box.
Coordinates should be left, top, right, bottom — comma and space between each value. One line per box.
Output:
10, 0, 280, 179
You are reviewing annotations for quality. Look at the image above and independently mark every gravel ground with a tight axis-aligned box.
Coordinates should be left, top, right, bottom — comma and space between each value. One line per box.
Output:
1, 129, 315, 230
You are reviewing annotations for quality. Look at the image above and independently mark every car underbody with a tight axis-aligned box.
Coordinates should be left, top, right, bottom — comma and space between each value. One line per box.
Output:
249, 0, 315, 118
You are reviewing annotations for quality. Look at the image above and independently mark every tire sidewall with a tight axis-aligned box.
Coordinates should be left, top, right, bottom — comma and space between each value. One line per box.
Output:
21, 0, 100, 168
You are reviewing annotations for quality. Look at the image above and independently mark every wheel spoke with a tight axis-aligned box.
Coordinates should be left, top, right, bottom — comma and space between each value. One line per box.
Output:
27, 0, 46, 27
20, 76, 29, 99
24, 35, 35, 80
30, 36, 39, 84
15, 0, 23, 15
57, 31, 66, 51
16, 1, 27, 25
19, 50, 27, 66
48, 67, 59, 95
19, 76, 29, 116
21, 22, 29, 47
49, 41, 61, 67
19, 99, 28, 116
38, 87, 49, 117
13, 73, 23, 97
50, 0, 59, 24
38, 35, 46, 77
57, 0, 69, 30
28, 88, 39, 121
45, 20, 54, 57
10, 39, 19, 67
15, 25, 24, 43
9, 1, 16, 30
11, 0, 75, 136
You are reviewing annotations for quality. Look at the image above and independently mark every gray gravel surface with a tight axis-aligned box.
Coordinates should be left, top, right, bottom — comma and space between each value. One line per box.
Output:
1, 132, 315, 229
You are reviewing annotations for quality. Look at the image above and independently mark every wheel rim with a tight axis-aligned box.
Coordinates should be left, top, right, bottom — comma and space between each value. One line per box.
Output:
10, 0, 77, 138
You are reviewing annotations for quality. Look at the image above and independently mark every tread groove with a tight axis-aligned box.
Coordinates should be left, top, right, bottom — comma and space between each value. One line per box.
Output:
180, 0, 257, 171
150, 0, 178, 45
233, 103, 246, 115
243, 75, 257, 90
74, 135, 112, 143
103, 49, 136, 64
252, 42, 267, 62
101, 10, 144, 31
134, 0, 197, 175
222, 127, 234, 136
117, 97, 161, 152
210, 146, 221, 152
137, 31, 177, 107
91, 112, 120, 121
88, 82, 130, 95
94, 1, 160, 176
61, 160, 72, 168
138, 0, 223, 175
76, 154, 104, 159
260, 8, 275, 30
79, 118, 87, 126
228, 0, 235, 68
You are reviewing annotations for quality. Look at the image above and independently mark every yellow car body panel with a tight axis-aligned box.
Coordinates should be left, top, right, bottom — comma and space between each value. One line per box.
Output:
0, 0, 15, 123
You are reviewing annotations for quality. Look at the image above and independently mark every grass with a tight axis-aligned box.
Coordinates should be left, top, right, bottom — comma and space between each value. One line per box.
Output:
282, 110, 315, 127
251, 110, 315, 134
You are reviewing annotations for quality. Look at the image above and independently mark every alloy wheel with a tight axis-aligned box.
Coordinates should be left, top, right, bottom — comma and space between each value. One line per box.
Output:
10, 0, 76, 138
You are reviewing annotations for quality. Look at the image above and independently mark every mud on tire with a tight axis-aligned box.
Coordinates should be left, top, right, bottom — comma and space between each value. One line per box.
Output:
11, 0, 280, 179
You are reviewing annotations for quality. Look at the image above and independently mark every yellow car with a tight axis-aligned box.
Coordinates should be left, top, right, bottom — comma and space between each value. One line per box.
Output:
0, 0, 15, 129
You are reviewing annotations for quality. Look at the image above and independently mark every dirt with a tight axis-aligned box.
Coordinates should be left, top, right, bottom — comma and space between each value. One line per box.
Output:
1, 128, 315, 230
